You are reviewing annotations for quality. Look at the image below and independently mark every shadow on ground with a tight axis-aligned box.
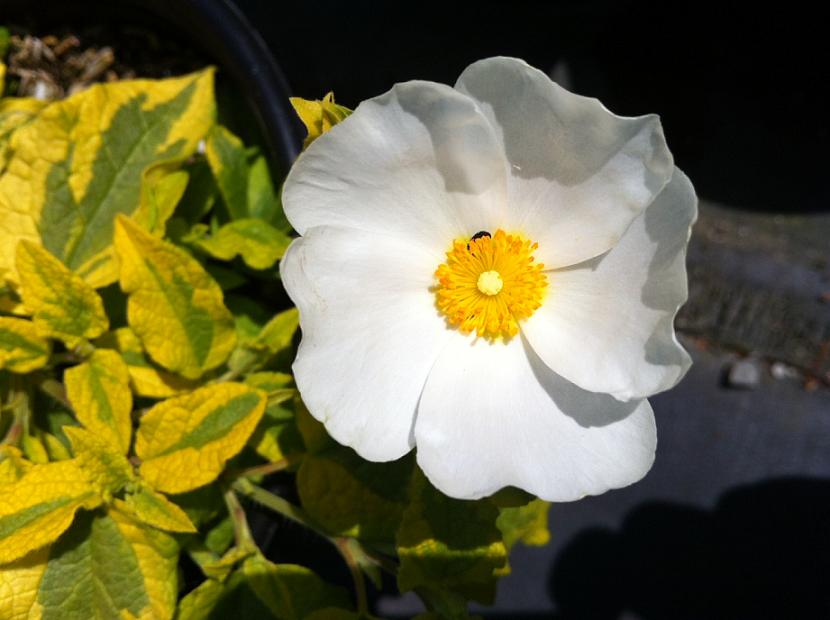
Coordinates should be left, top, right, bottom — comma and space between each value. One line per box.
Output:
550, 478, 830, 620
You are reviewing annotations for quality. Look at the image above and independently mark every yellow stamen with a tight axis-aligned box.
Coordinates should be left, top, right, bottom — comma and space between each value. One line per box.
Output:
435, 229, 548, 340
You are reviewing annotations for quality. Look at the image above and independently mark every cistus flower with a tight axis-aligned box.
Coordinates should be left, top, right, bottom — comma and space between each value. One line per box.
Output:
280, 57, 697, 501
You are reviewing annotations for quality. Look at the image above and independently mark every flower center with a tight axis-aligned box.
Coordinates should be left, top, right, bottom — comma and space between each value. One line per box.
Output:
435, 229, 548, 340
476, 270, 503, 296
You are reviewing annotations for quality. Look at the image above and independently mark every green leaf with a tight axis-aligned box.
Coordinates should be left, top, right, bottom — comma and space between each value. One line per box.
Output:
177, 555, 352, 620
298, 448, 414, 544
64, 348, 133, 454
174, 159, 217, 225
0, 459, 100, 564
64, 426, 135, 497
290, 92, 352, 149
0, 316, 51, 373
0, 97, 47, 172
121, 485, 197, 533
140, 164, 190, 233
247, 154, 291, 232
496, 498, 550, 551
0, 69, 216, 288
31, 508, 179, 620
136, 383, 267, 494
396, 470, 507, 605
114, 214, 237, 380
102, 326, 199, 398
205, 125, 249, 220
15, 240, 109, 346
246, 374, 303, 464
226, 307, 299, 376
192, 218, 291, 270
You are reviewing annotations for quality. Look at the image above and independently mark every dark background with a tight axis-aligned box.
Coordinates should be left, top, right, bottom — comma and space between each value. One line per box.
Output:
239, 0, 827, 215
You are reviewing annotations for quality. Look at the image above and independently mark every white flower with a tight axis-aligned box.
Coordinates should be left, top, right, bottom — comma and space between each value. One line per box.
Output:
279, 57, 697, 502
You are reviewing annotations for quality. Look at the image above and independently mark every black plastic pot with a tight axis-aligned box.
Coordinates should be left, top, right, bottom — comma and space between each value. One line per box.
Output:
0, 0, 302, 179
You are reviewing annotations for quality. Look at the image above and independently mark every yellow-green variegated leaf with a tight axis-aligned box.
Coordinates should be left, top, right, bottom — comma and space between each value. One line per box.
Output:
0, 546, 50, 620
0, 69, 215, 288
0, 316, 51, 373
15, 240, 108, 346
22, 508, 179, 620
0, 446, 32, 483
64, 348, 133, 454
0, 97, 47, 173
120, 485, 197, 533
177, 555, 351, 620
105, 326, 198, 398
396, 470, 507, 605
496, 499, 550, 550
205, 124, 248, 220
0, 459, 100, 564
136, 383, 266, 494
298, 449, 414, 544
290, 92, 352, 149
114, 215, 236, 380
64, 427, 135, 497
193, 218, 291, 270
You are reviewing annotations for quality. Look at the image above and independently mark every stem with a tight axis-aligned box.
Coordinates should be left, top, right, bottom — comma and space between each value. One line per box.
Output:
336, 537, 369, 615
235, 455, 299, 479
232, 480, 373, 615
362, 547, 399, 576
232, 478, 316, 531
223, 488, 256, 550
1, 377, 30, 446
37, 377, 71, 409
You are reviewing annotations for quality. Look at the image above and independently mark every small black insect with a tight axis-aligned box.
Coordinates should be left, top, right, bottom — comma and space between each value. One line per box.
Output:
467, 230, 491, 251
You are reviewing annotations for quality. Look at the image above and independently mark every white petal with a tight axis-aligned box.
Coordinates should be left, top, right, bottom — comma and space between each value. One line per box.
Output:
415, 334, 656, 502
280, 225, 450, 461
455, 57, 674, 268
522, 169, 697, 401
283, 81, 508, 259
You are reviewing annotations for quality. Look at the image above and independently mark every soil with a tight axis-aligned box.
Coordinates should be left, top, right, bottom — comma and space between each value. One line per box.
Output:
2, 23, 205, 100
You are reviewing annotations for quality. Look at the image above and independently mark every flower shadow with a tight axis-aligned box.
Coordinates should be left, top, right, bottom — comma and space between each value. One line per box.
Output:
549, 477, 830, 620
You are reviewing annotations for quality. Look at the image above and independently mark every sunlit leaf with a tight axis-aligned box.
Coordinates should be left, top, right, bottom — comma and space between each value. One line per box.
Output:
0, 316, 50, 373
136, 383, 266, 494
0, 459, 100, 564
64, 349, 133, 454
64, 427, 135, 497
121, 485, 197, 533
0, 69, 216, 288
290, 92, 352, 149
114, 214, 236, 380
192, 218, 291, 270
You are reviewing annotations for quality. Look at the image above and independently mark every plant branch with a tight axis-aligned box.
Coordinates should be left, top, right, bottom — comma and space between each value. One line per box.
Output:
336, 537, 369, 615
232, 479, 374, 615
232, 478, 316, 531
234, 455, 299, 480
223, 487, 256, 551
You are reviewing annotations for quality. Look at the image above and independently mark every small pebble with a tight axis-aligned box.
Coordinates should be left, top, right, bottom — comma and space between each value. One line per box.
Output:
770, 362, 799, 381
727, 359, 761, 389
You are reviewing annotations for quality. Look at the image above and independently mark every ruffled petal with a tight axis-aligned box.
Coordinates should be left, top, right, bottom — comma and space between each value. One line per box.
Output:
283, 80, 508, 259
415, 334, 656, 501
280, 226, 450, 461
522, 169, 697, 401
455, 56, 674, 268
